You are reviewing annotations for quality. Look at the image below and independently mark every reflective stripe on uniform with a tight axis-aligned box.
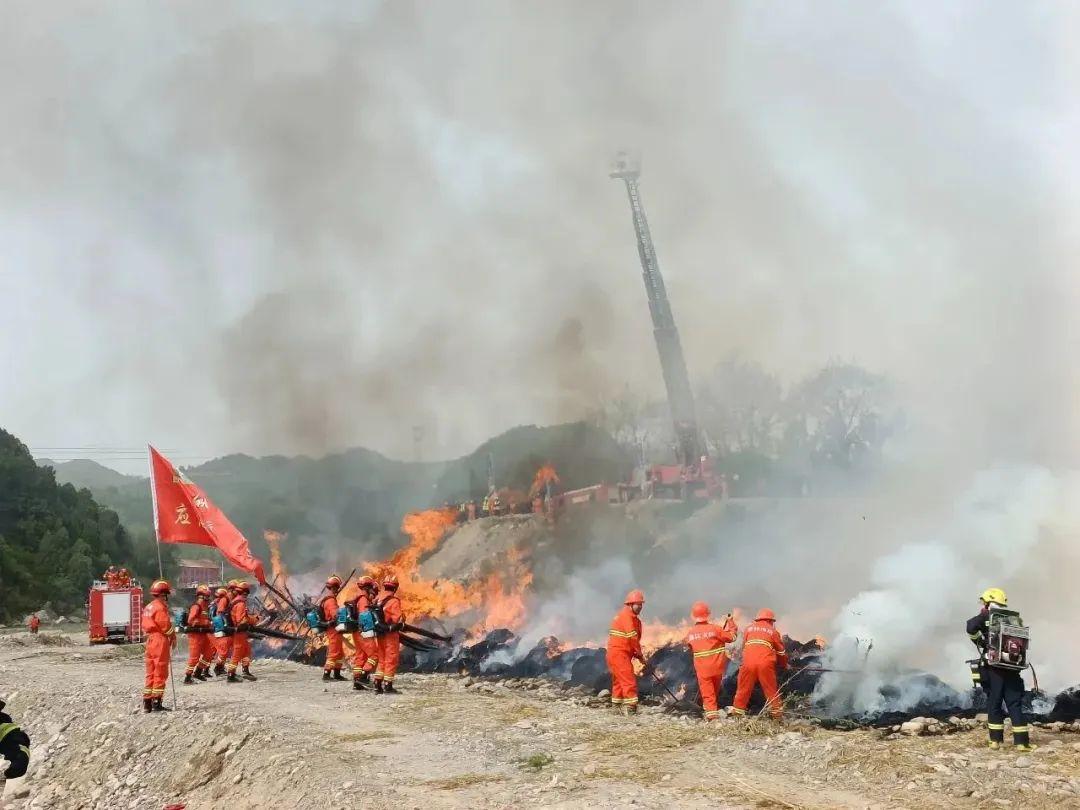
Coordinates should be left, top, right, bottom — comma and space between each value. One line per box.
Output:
987, 723, 1005, 730
609, 629, 639, 638
623, 697, 638, 704
693, 648, 725, 658
728, 707, 746, 715
0, 723, 19, 744
1012, 726, 1029, 732
745, 639, 777, 649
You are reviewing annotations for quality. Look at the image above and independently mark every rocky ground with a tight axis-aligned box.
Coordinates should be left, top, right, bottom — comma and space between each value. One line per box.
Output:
2, 632, 1079, 809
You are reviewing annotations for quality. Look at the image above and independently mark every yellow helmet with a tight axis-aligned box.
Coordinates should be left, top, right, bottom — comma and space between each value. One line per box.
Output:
980, 587, 1007, 605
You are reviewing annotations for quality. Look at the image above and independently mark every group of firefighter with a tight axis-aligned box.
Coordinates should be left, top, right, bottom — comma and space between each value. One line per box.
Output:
608, 585, 1034, 751
314, 573, 405, 693
138, 572, 408, 711
139, 578, 259, 711
137, 575, 1033, 751
607, 589, 787, 722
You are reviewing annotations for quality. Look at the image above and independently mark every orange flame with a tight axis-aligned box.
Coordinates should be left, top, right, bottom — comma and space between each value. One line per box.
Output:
263, 530, 288, 582
359, 507, 534, 635
529, 464, 560, 498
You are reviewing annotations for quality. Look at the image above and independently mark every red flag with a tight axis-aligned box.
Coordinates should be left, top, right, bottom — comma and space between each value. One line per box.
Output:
148, 445, 267, 585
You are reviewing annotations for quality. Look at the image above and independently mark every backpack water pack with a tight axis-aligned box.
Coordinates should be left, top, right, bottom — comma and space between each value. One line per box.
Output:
357, 607, 377, 638
305, 608, 323, 631
336, 605, 358, 632
985, 607, 1029, 671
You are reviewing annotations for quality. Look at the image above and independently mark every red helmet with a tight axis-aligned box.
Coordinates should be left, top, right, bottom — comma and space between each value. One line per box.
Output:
150, 580, 172, 596
326, 574, 343, 590
624, 589, 645, 606
195, 584, 211, 598
357, 575, 377, 591
756, 608, 776, 622
237, 581, 251, 594
691, 601, 710, 621
215, 587, 228, 598
382, 574, 399, 590
227, 579, 239, 591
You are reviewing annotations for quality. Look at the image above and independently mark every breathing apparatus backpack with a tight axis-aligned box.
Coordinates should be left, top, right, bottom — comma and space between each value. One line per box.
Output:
984, 607, 1029, 671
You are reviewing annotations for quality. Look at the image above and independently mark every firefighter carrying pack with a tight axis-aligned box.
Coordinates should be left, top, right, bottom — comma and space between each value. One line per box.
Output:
984, 607, 1029, 671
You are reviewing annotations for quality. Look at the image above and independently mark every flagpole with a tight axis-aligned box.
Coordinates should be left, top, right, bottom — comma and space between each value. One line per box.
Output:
148, 445, 164, 580
148, 445, 178, 710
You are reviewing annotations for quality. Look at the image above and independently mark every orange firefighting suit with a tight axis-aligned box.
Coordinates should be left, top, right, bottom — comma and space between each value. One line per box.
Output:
731, 621, 789, 718
375, 593, 404, 684
211, 593, 233, 666
141, 598, 175, 700
321, 593, 344, 673
227, 595, 252, 674
350, 593, 380, 677
606, 605, 643, 708
686, 616, 737, 720
185, 599, 212, 676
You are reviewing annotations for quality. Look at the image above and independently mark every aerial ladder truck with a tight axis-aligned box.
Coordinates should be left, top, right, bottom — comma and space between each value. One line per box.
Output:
610, 153, 718, 500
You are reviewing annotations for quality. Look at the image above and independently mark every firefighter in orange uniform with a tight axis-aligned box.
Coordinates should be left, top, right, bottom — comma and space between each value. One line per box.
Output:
374, 574, 404, 694
321, 575, 347, 681
210, 583, 234, 676
685, 601, 737, 721
607, 590, 645, 714
105, 565, 119, 589
226, 582, 257, 682
183, 585, 213, 684
349, 576, 381, 691
730, 608, 789, 720
141, 580, 176, 712
28, 614, 40, 634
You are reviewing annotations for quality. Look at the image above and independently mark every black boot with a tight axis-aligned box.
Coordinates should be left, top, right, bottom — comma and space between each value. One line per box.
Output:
214, 663, 226, 676
152, 698, 171, 712
227, 672, 241, 683
353, 678, 367, 691
383, 683, 399, 694
374, 680, 384, 694
195, 668, 209, 681
242, 666, 257, 681
183, 674, 195, 685
143, 698, 153, 713
322, 670, 332, 681
332, 670, 347, 681
358, 671, 371, 684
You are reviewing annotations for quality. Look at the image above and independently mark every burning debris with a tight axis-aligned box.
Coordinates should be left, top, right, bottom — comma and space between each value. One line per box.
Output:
245, 496, 1067, 730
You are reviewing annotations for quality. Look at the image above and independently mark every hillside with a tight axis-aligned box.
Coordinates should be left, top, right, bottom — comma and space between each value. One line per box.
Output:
44, 422, 632, 578
0, 430, 158, 621
36, 458, 140, 490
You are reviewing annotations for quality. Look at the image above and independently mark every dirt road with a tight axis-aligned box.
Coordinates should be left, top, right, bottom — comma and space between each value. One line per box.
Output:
2, 633, 1078, 809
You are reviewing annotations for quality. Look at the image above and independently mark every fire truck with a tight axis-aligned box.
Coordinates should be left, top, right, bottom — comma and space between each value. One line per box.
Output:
87, 579, 144, 644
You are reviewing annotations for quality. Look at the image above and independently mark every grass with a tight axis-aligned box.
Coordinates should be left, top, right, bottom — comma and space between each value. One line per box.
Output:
425, 773, 507, 790
583, 722, 713, 756
518, 752, 555, 770
497, 703, 544, 723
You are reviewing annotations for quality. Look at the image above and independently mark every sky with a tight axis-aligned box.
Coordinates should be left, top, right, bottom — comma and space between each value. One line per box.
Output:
2, 1, 1078, 474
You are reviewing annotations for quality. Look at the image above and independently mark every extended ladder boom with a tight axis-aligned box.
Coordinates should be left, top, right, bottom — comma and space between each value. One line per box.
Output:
610, 155, 703, 467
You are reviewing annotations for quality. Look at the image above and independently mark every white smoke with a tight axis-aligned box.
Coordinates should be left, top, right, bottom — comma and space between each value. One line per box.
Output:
816, 465, 1069, 715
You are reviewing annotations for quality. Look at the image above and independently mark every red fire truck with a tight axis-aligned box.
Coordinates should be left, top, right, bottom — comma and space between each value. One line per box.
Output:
87, 579, 144, 644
